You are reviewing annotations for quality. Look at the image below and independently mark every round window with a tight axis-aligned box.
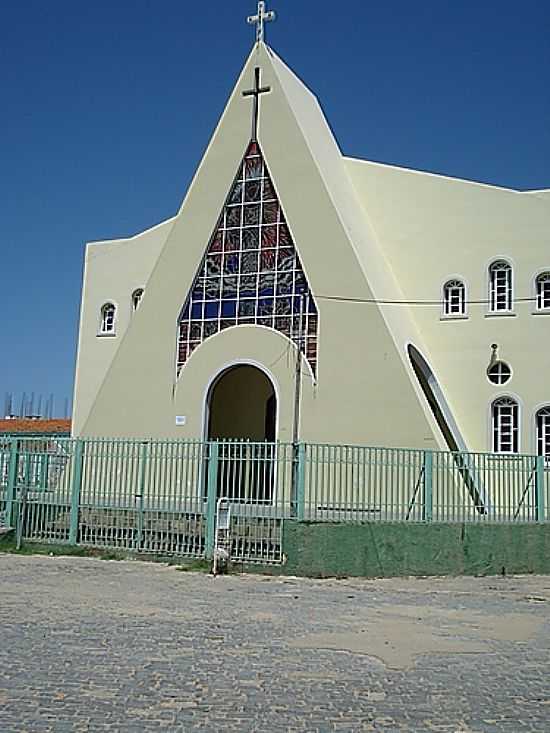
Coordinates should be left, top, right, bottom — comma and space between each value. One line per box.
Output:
487, 361, 511, 385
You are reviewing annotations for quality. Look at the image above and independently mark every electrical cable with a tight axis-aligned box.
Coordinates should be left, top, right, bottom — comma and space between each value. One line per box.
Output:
316, 294, 539, 307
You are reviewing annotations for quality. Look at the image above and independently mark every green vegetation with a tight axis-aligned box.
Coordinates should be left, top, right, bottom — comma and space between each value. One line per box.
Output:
0, 536, 207, 571
175, 559, 211, 573
0, 536, 126, 560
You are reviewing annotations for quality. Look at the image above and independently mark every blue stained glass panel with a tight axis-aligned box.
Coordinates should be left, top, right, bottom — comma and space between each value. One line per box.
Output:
204, 302, 219, 319
221, 300, 237, 318
177, 140, 318, 376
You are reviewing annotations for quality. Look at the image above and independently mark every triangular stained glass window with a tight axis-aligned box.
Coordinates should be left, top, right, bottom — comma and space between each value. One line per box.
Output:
177, 141, 318, 376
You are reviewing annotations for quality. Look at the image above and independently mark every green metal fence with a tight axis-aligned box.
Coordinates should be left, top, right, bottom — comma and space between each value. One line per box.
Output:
0, 436, 548, 564
78, 438, 207, 555
0, 441, 12, 524
301, 445, 548, 524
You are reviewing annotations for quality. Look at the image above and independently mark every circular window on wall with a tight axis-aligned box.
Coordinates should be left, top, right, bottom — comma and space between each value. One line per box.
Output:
487, 361, 512, 385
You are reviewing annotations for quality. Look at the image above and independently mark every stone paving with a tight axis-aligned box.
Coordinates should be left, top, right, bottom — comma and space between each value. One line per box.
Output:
1, 555, 550, 732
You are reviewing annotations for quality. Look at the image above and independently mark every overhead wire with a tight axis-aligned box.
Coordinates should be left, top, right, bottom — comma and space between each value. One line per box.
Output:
267, 339, 292, 369
316, 294, 539, 307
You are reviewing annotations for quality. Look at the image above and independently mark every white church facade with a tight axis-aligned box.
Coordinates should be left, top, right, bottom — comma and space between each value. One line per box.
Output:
72, 27, 550, 462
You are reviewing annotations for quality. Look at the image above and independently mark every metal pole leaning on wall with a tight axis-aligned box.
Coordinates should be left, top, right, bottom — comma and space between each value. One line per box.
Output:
5, 438, 19, 528
291, 295, 306, 518
423, 450, 434, 522
69, 440, 84, 545
205, 442, 219, 560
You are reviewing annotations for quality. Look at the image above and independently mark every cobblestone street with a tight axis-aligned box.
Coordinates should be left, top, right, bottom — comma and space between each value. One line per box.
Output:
1, 555, 549, 732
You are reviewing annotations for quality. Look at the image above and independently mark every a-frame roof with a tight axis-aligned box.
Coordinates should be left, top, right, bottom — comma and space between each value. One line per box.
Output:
78, 41, 446, 448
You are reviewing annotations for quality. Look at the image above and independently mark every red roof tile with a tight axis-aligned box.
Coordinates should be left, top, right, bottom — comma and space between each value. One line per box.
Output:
0, 419, 71, 435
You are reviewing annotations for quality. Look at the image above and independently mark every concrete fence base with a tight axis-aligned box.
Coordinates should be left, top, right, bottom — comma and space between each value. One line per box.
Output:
281, 522, 550, 578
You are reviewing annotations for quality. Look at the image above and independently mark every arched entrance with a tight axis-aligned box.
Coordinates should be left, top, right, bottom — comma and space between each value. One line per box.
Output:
207, 364, 276, 441
206, 364, 277, 501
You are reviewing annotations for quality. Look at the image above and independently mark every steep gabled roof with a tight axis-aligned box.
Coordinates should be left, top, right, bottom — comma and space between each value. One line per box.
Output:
79, 41, 447, 448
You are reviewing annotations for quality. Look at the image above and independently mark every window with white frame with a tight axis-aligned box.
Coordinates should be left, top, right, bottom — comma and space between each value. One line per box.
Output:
535, 272, 550, 311
443, 279, 466, 316
487, 361, 511, 385
100, 303, 116, 334
536, 407, 550, 462
488, 260, 513, 312
132, 288, 144, 311
492, 396, 519, 453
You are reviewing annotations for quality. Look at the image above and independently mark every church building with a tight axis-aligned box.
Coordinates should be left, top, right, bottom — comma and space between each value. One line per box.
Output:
72, 5, 550, 461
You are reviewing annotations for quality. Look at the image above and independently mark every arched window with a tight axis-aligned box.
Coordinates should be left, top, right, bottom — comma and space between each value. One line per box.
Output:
132, 288, 144, 311
536, 407, 550, 461
488, 261, 513, 312
492, 397, 519, 453
535, 272, 550, 311
442, 279, 466, 316
100, 303, 116, 334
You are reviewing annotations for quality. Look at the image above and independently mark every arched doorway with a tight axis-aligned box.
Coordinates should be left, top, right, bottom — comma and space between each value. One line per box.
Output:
207, 364, 276, 441
206, 364, 277, 501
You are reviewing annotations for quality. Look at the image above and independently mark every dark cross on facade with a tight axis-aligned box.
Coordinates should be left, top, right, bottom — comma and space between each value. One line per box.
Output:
242, 67, 270, 141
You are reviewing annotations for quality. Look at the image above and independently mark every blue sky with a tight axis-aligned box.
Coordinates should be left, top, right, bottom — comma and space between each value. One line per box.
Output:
1, 0, 548, 416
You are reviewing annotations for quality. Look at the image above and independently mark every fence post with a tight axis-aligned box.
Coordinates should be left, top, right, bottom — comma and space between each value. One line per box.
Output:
5, 438, 19, 528
423, 450, 433, 522
205, 442, 219, 560
296, 443, 306, 521
535, 455, 545, 523
291, 442, 303, 519
69, 440, 84, 545
135, 441, 149, 550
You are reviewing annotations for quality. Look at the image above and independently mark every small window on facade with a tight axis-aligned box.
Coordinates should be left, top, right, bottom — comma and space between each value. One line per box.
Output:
132, 288, 144, 311
492, 397, 519, 453
535, 272, 550, 311
487, 361, 511, 385
489, 261, 513, 312
443, 279, 466, 316
100, 303, 116, 334
536, 407, 550, 462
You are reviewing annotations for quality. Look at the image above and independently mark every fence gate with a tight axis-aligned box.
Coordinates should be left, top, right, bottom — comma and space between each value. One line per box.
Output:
8, 437, 74, 545
206, 441, 291, 565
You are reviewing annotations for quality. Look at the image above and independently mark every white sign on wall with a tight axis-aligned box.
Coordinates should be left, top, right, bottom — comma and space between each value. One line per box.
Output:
175, 416, 187, 426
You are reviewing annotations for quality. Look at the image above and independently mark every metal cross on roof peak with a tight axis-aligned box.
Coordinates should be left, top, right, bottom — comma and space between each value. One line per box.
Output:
247, 1, 276, 44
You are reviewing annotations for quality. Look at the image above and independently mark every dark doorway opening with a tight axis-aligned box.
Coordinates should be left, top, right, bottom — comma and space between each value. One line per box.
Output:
206, 365, 276, 502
